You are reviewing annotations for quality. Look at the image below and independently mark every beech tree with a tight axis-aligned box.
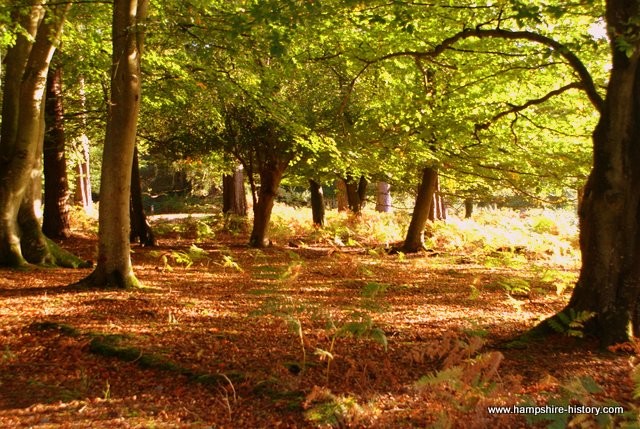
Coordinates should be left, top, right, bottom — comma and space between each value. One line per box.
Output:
42, 58, 71, 239
0, 1, 80, 267
78, 0, 149, 288
538, 0, 640, 345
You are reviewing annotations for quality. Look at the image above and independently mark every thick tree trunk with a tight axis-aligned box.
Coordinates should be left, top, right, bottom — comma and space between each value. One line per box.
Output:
400, 167, 438, 253
532, 1, 640, 346
249, 166, 285, 247
130, 146, 155, 246
375, 182, 392, 213
336, 178, 348, 212
43, 60, 71, 239
80, 0, 149, 288
222, 165, 247, 216
0, 3, 70, 267
309, 179, 325, 227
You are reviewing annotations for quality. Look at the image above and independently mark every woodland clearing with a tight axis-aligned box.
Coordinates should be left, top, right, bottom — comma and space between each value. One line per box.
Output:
0, 207, 637, 428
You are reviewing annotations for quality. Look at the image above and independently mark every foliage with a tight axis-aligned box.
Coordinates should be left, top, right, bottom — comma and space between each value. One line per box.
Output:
547, 309, 596, 338
519, 376, 637, 429
303, 386, 376, 428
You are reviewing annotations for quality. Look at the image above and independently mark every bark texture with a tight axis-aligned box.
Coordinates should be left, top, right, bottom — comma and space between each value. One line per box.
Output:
533, 0, 640, 346
80, 0, 149, 288
249, 166, 286, 247
0, 3, 70, 266
400, 167, 438, 253
43, 60, 71, 239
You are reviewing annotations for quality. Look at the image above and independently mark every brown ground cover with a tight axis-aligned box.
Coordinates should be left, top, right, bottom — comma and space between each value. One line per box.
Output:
0, 218, 637, 428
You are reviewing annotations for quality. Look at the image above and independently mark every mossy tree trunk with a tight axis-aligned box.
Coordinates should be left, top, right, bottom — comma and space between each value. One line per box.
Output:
534, 0, 640, 346
0, 2, 70, 267
79, 0, 149, 288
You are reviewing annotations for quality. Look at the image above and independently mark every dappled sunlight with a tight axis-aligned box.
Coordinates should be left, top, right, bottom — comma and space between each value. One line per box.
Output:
0, 208, 631, 428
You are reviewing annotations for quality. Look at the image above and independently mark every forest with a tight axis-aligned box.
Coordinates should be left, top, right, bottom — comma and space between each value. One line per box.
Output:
1, 0, 640, 427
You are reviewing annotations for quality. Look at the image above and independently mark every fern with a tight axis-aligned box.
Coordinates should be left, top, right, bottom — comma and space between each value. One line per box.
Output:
548, 309, 595, 337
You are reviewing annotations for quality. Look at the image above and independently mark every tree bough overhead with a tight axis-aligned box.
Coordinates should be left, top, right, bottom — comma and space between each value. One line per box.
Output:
77, 0, 149, 288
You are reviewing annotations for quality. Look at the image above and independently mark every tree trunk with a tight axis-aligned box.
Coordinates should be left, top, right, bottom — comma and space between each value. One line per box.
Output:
74, 75, 93, 215
249, 166, 286, 247
357, 176, 368, 209
43, 59, 71, 239
0, 3, 70, 267
130, 146, 156, 246
428, 173, 446, 221
223, 164, 247, 216
345, 175, 366, 214
534, 0, 640, 346
464, 198, 473, 219
375, 182, 392, 213
309, 179, 325, 227
336, 178, 348, 212
79, 0, 149, 288
400, 167, 438, 253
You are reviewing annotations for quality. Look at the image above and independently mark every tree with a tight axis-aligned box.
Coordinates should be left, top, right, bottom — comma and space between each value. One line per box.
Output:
399, 167, 438, 253
538, 0, 640, 345
222, 165, 248, 217
78, 0, 149, 288
130, 146, 156, 247
375, 182, 392, 213
222, 105, 294, 247
0, 2, 77, 266
309, 179, 325, 227
42, 57, 71, 239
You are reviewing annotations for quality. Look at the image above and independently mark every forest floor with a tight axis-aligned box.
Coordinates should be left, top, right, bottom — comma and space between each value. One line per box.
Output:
0, 211, 638, 428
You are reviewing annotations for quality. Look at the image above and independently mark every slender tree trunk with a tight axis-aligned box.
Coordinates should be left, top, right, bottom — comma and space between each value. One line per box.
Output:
223, 174, 233, 213
464, 198, 473, 219
375, 182, 392, 213
43, 59, 71, 239
357, 176, 368, 209
345, 175, 367, 214
0, 3, 70, 266
80, 0, 149, 288
74, 75, 93, 215
428, 173, 446, 221
223, 164, 247, 216
130, 146, 155, 246
400, 167, 438, 253
336, 178, 348, 212
309, 179, 325, 227
249, 166, 286, 247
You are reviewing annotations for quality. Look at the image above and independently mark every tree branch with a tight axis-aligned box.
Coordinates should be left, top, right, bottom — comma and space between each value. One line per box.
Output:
371, 28, 604, 112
